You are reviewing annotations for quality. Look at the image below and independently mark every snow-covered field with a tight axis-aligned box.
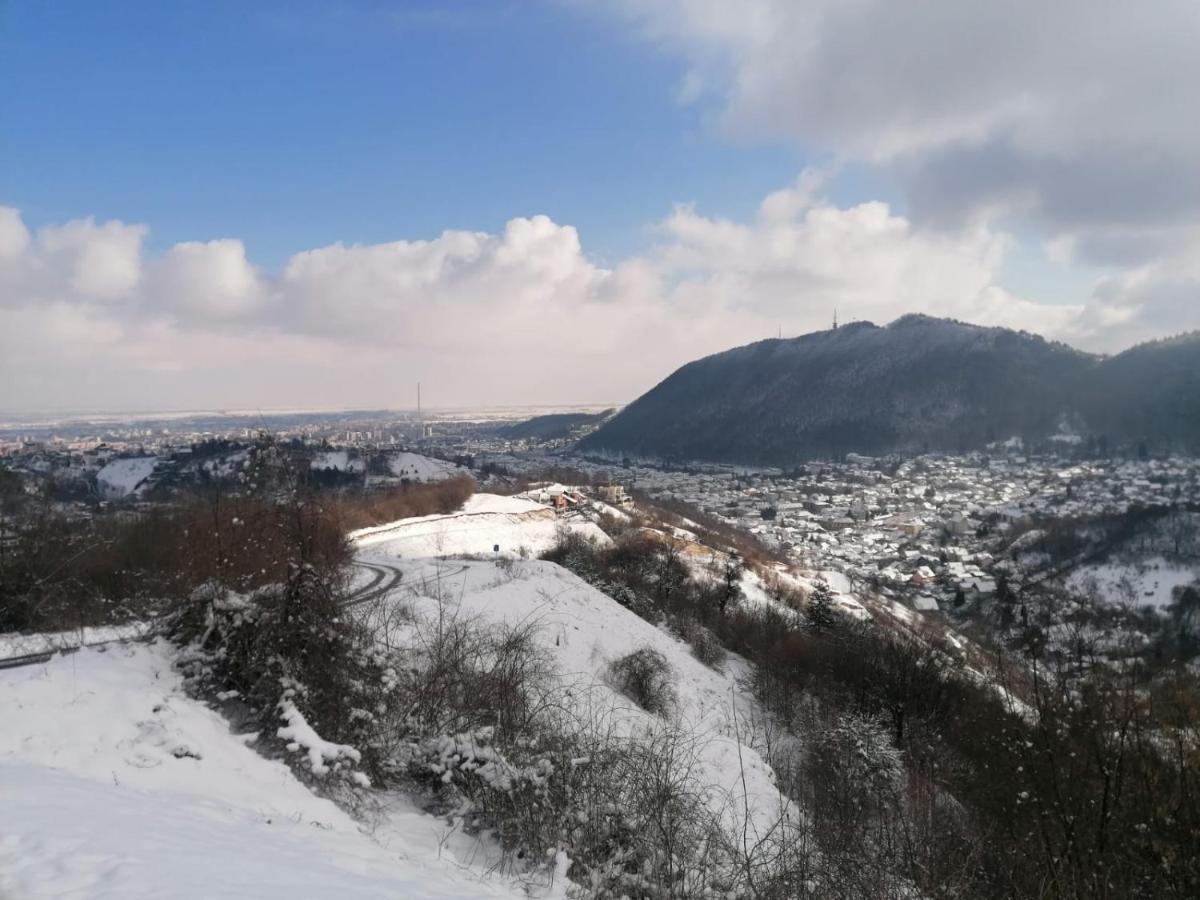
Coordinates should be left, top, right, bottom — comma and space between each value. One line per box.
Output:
0, 621, 154, 662
0, 642, 532, 899
352, 493, 610, 558
387, 451, 464, 482
96, 457, 157, 498
311, 449, 366, 473
1066, 556, 1198, 608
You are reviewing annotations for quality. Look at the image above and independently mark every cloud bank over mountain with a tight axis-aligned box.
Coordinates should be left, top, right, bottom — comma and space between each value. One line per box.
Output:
604, 0, 1200, 350
1, 167, 1193, 412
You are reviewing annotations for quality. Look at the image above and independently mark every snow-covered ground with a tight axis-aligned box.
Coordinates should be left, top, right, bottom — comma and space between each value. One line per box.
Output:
0, 621, 154, 662
198, 448, 249, 479
362, 557, 796, 846
352, 493, 609, 558
1, 493, 797, 897
387, 452, 464, 482
96, 457, 158, 498
1066, 556, 1198, 608
0, 641, 533, 899
311, 449, 366, 473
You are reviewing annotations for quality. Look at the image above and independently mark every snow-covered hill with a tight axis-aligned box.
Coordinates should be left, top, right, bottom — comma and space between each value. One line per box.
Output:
1, 491, 802, 898
0, 642, 534, 899
351, 493, 609, 558
387, 451, 465, 482
353, 555, 796, 846
96, 456, 158, 498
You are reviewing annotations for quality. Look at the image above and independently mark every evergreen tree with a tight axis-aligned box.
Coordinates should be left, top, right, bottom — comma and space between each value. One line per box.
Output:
718, 553, 743, 615
806, 578, 837, 632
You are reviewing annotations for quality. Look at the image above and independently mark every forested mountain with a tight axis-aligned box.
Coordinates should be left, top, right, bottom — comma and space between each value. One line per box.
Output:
499, 409, 615, 441
1078, 332, 1200, 452
580, 315, 1200, 465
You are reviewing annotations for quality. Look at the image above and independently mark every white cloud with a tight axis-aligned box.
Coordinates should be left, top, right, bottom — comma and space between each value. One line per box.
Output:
0, 192, 1194, 414
1070, 243, 1200, 351
277, 215, 612, 348
151, 239, 265, 321
36, 216, 146, 302
605, 0, 1200, 268
0, 207, 31, 263
650, 190, 1081, 340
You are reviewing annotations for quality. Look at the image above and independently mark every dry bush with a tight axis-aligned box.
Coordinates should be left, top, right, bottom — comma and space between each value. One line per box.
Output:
674, 617, 727, 669
607, 646, 676, 715
333, 475, 474, 531
0, 485, 351, 634
629, 489, 788, 567
398, 612, 558, 743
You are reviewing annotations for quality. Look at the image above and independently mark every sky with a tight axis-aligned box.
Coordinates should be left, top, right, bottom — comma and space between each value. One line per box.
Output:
2, 0, 1198, 413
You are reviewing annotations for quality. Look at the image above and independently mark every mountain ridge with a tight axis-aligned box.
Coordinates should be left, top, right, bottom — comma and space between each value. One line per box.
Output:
580, 316, 1200, 465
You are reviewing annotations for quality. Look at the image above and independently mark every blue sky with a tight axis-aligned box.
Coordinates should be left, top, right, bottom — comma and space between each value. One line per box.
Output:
1, 0, 1194, 411
2, 0, 811, 267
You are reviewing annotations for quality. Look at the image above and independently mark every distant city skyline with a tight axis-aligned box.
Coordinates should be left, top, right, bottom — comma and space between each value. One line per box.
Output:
3, 0, 1199, 412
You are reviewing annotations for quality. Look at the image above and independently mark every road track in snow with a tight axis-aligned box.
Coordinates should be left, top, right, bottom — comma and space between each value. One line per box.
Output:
0, 560, 464, 669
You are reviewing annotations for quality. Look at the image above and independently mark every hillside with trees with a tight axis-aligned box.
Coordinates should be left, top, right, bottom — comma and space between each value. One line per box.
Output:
581, 316, 1200, 465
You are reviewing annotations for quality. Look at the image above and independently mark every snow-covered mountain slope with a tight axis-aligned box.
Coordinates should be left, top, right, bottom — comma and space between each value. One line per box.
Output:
351, 492, 610, 558
96, 456, 158, 498
387, 451, 465, 482
0, 642, 532, 900
1, 494, 797, 898
355, 555, 796, 845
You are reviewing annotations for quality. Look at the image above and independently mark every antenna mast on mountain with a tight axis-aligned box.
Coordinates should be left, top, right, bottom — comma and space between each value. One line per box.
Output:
833, 308, 839, 330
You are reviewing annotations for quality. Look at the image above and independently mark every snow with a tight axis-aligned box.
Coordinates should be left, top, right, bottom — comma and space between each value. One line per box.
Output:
1, 495, 798, 897
311, 450, 365, 473
276, 696, 366, 781
738, 567, 792, 616
1066, 556, 1198, 608
199, 448, 249, 478
351, 492, 610, 558
360, 557, 796, 846
912, 595, 940, 612
0, 641, 529, 899
96, 456, 157, 497
463, 493, 545, 515
820, 569, 854, 595
0, 621, 154, 662
589, 499, 631, 521
387, 452, 463, 482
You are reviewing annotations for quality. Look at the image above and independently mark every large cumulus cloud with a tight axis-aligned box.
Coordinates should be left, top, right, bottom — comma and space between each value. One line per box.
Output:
604, 0, 1200, 340
0, 181, 1187, 412
610, 0, 1200, 237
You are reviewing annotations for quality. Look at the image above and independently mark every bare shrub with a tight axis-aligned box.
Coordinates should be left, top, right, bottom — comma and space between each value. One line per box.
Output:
607, 646, 676, 715
398, 612, 557, 743
333, 474, 475, 531
0, 466, 351, 634
494, 554, 518, 579
675, 617, 727, 669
